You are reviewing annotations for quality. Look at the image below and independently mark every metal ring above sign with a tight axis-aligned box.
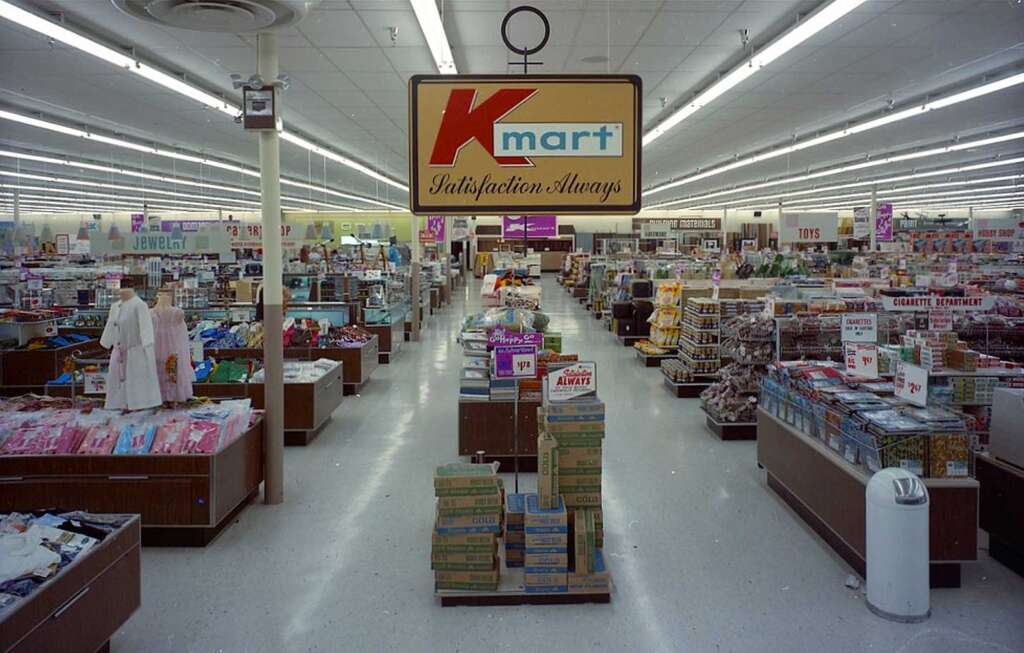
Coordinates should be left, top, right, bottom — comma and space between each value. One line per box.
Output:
501, 5, 550, 72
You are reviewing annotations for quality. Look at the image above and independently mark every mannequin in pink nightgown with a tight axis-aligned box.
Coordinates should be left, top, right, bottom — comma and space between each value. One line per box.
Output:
151, 289, 195, 404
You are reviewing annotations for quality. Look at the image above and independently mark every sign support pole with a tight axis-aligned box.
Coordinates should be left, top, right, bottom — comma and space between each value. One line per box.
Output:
722, 207, 728, 253
411, 213, 421, 342
12, 189, 19, 225
257, 31, 284, 505
513, 377, 520, 493
869, 185, 878, 252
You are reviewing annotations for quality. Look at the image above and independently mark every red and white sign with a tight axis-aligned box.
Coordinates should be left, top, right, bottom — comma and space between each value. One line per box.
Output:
928, 309, 953, 331
224, 223, 303, 249
895, 361, 928, 407
844, 343, 879, 379
841, 313, 877, 343
881, 295, 995, 312
546, 362, 597, 402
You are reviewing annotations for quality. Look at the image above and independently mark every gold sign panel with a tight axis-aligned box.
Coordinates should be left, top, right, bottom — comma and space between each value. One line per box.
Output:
409, 75, 642, 215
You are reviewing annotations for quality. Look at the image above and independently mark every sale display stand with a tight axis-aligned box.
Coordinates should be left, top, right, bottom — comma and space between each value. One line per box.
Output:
457, 399, 540, 472
757, 409, 977, 587
0, 417, 265, 547
0, 514, 141, 653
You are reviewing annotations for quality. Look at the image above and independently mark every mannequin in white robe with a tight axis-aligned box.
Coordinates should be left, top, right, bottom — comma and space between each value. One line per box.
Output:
100, 288, 163, 410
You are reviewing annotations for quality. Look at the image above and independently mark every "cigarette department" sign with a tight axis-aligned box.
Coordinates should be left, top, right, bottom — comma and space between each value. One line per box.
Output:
409, 75, 641, 215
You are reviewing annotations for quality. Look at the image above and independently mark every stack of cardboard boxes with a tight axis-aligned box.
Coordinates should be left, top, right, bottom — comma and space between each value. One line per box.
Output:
504, 493, 525, 567
542, 398, 604, 509
432, 462, 503, 591
524, 494, 568, 593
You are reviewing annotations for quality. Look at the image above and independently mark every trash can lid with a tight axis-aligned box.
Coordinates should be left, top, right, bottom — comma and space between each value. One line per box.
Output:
867, 468, 929, 507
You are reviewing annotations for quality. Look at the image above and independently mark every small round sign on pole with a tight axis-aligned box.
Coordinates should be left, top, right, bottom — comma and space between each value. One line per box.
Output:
501, 5, 550, 73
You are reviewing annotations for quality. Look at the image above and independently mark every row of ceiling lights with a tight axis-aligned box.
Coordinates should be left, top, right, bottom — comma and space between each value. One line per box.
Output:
1, 0, 1022, 217
649, 130, 1024, 209
0, 0, 407, 194
0, 110, 404, 211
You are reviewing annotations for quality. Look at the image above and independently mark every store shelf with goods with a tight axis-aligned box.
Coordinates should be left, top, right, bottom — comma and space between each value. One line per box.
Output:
0, 513, 141, 653
0, 406, 264, 547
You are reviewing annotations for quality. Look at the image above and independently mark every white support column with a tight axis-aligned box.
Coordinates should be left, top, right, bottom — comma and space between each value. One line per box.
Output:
12, 189, 19, 225
257, 32, 284, 505
869, 185, 878, 252
721, 207, 728, 253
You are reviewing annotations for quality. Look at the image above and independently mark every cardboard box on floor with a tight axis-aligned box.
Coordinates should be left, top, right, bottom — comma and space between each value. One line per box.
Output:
568, 549, 610, 594
537, 435, 559, 509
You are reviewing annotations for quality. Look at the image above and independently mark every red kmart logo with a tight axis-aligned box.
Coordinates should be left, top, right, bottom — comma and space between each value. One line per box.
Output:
428, 88, 623, 167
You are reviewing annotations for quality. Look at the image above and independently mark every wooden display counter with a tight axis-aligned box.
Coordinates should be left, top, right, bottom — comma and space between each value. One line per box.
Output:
205, 340, 376, 396
193, 364, 343, 445
661, 371, 710, 398
1, 339, 103, 386
757, 409, 978, 588
634, 347, 676, 368
458, 399, 539, 472
0, 418, 264, 547
365, 322, 403, 364
975, 453, 1024, 577
0, 514, 141, 653
315, 337, 379, 395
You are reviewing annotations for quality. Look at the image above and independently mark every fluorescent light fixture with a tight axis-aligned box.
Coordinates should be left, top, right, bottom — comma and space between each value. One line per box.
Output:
410, 0, 457, 74
0, 184, 289, 212
735, 187, 1024, 212
644, 73, 1024, 198
0, 190, 261, 213
279, 131, 408, 193
647, 130, 1024, 208
644, 0, 868, 146
0, 111, 404, 208
0, 0, 408, 192
687, 172, 1024, 210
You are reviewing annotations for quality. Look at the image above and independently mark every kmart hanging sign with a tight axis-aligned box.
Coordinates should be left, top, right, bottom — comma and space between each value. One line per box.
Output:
409, 75, 642, 215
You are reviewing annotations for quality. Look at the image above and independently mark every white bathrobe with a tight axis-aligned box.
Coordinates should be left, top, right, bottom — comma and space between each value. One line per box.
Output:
100, 294, 163, 410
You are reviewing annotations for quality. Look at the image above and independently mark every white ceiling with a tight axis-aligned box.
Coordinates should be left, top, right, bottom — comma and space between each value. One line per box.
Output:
0, 0, 1022, 213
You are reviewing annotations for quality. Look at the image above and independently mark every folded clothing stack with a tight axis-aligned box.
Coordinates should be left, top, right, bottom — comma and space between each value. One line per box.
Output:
0, 396, 254, 456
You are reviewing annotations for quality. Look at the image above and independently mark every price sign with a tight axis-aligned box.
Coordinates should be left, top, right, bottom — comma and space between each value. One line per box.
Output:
83, 372, 106, 395
844, 343, 879, 379
928, 309, 953, 331
494, 345, 537, 379
895, 361, 928, 407
546, 361, 597, 401
841, 313, 877, 343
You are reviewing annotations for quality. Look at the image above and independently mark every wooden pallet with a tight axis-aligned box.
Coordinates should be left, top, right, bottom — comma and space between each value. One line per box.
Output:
436, 549, 611, 607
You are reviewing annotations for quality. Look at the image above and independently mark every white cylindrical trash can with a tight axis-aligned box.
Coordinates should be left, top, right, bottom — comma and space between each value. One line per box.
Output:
865, 468, 930, 622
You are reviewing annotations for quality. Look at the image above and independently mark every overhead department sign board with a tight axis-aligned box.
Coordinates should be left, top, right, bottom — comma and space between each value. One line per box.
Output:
409, 75, 642, 215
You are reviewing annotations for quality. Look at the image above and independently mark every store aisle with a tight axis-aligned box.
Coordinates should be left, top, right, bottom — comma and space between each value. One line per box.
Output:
114, 276, 1024, 653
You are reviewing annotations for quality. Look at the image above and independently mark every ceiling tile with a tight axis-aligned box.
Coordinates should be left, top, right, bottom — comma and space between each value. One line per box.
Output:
621, 46, 696, 72
279, 47, 339, 72
298, 10, 377, 47
357, 9, 427, 48
323, 48, 397, 72
347, 71, 406, 91
574, 10, 657, 46
382, 46, 435, 72
638, 10, 732, 46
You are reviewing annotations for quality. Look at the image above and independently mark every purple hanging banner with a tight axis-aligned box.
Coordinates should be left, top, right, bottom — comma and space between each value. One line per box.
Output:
494, 345, 537, 379
876, 203, 893, 242
502, 215, 557, 239
425, 216, 446, 242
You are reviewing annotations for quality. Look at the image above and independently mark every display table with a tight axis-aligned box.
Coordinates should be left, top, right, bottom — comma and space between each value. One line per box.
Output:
975, 453, 1024, 577
0, 418, 264, 547
634, 347, 676, 368
757, 409, 978, 588
206, 340, 376, 396
1, 339, 103, 386
0, 515, 141, 653
315, 337, 379, 395
704, 408, 756, 441
365, 322, 403, 364
457, 399, 539, 472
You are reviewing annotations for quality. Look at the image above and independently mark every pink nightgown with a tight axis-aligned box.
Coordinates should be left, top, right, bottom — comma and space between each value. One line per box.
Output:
151, 306, 196, 403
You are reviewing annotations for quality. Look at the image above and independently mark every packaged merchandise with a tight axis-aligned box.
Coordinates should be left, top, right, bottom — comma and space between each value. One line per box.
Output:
434, 567, 500, 591
504, 493, 525, 567
537, 434, 559, 509
568, 548, 610, 594
524, 494, 568, 592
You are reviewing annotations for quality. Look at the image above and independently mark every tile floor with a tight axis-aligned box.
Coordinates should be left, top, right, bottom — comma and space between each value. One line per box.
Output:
113, 275, 1024, 653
